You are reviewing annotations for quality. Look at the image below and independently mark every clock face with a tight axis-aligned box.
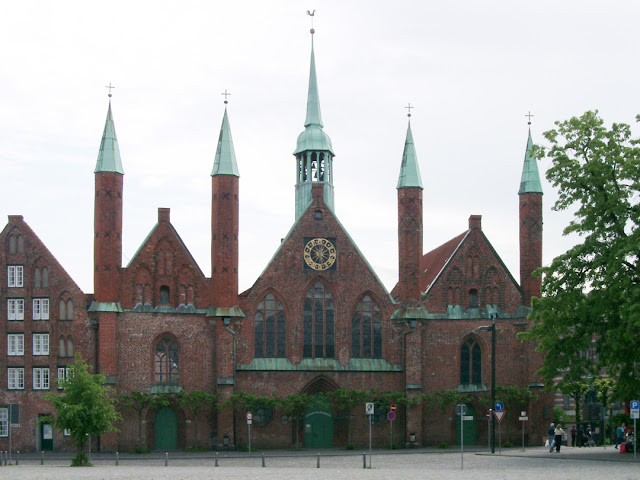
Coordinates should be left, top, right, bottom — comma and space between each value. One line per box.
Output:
303, 237, 337, 271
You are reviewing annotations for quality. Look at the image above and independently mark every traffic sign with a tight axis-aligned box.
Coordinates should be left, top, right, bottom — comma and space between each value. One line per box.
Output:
519, 416, 528, 421
494, 401, 505, 411
486, 410, 491, 420
366, 402, 375, 415
246, 412, 252, 421
462, 416, 474, 421
390, 404, 396, 412
455, 404, 467, 416
494, 410, 506, 423
631, 400, 639, 419
387, 411, 396, 421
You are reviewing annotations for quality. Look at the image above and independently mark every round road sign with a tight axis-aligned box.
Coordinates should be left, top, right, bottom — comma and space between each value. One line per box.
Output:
494, 401, 505, 411
387, 411, 396, 421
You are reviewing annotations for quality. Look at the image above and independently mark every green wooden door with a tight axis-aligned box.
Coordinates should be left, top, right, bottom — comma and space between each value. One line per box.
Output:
304, 394, 333, 448
40, 420, 54, 451
154, 407, 178, 451
456, 404, 477, 445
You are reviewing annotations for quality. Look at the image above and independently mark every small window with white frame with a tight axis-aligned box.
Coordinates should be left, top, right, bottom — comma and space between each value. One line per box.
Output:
33, 333, 50, 355
7, 298, 24, 320
33, 298, 50, 320
57, 366, 72, 389
8, 334, 24, 356
8, 266, 24, 288
8, 368, 24, 389
33, 367, 50, 390
0, 407, 8, 437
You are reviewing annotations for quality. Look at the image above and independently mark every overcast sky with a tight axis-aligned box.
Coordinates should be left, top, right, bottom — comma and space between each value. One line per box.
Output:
1, 0, 638, 295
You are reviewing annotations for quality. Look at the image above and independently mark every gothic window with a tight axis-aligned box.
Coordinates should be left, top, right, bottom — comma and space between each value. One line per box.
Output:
8, 233, 24, 254
67, 336, 74, 357
159, 286, 170, 304
67, 299, 74, 319
59, 336, 66, 357
468, 289, 478, 308
352, 295, 382, 359
154, 337, 179, 386
303, 282, 335, 358
134, 266, 151, 305
254, 293, 285, 358
35, 268, 41, 288
42, 267, 49, 287
460, 338, 482, 385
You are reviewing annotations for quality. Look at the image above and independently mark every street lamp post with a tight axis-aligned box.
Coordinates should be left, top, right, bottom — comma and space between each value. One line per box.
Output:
479, 313, 497, 454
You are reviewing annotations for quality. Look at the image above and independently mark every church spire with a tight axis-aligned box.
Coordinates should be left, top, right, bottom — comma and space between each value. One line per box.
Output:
518, 128, 542, 194
94, 100, 124, 174
397, 115, 423, 190
293, 24, 335, 220
211, 106, 240, 177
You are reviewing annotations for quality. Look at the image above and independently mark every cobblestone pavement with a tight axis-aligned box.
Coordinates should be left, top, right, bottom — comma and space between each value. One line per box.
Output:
1, 446, 638, 480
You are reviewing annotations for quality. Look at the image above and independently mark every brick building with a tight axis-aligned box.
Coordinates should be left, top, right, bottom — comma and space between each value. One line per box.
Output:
0, 32, 551, 452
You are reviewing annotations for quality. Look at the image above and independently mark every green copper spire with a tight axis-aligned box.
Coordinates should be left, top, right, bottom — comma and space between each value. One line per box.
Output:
518, 129, 542, 194
211, 107, 240, 177
397, 121, 423, 189
294, 34, 334, 155
94, 101, 124, 174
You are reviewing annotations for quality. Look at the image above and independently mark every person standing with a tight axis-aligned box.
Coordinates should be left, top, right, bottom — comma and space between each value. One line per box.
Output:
615, 424, 625, 449
554, 424, 565, 452
571, 425, 577, 447
548, 423, 555, 452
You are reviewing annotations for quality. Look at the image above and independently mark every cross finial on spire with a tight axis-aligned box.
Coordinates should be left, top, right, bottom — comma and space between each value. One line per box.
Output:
221, 89, 231, 105
526, 111, 534, 125
105, 82, 115, 98
307, 9, 316, 35
405, 103, 413, 118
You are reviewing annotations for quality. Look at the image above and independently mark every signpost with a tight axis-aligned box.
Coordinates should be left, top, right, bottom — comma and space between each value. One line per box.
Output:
494, 402, 505, 454
519, 411, 528, 451
387, 405, 396, 449
366, 403, 374, 468
456, 404, 467, 470
631, 400, 639, 460
486, 409, 492, 453
246, 412, 252, 453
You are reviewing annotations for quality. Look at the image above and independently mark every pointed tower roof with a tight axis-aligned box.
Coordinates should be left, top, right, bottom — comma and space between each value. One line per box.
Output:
294, 34, 334, 155
211, 107, 240, 177
518, 129, 543, 194
397, 121, 423, 189
94, 101, 124, 174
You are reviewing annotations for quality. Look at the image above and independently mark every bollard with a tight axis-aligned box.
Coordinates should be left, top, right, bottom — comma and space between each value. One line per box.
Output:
16, 451, 20, 466
317, 453, 320, 468
262, 452, 265, 467
4, 451, 7, 466
116, 451, 119, 466
363, 453, 366, 469
215, 452, 219, 467
165, 452, 168, 466
41, 451, 44, 465
2, 451, 5, 466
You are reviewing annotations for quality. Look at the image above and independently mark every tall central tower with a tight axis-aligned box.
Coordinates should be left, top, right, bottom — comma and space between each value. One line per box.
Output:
293, 29, 335, 220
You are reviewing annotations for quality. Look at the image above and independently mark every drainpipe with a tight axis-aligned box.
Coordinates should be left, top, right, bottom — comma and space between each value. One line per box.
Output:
225, 320, 236, 448
403, 319, 417, 447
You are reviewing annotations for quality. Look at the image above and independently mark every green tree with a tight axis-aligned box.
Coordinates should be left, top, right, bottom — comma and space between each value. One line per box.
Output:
559, 381, 589, 423
177, 390, 219, 448
45, 355, 121, 466
327, 389, 368, 446
520, 111, 640, 399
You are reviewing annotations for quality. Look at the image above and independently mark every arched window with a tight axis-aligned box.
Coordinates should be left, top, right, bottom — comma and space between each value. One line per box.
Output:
154, 337, 179, 386
59, 299, 66, 320
42, 267, 49, 288
303, 282, 334, 358
59, 336, 66, 357
468, 289, 478, 308
460, 338, 482, 385
17, 235, 23, 253
67, 299, 74, 319
67, 336, 73, 357
254, 293, 285, 358
35, 268, 41, 288
159, 286, 170, 304
352, 295, 382, 358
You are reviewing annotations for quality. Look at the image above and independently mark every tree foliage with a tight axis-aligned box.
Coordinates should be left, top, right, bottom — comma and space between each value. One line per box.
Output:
176, 390, 219, 447
45, 355, 121, 466
520, 111, 640, 399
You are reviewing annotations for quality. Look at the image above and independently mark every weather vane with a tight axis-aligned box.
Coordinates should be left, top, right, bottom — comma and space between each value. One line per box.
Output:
307, 9, 315, 34
221, 89, 231, 105
526, 111, 534, 125
105, 82, 115, 98
405, 103, 413, 118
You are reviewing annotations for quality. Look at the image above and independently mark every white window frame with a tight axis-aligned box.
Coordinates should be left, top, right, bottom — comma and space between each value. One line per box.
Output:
33, 333, 50, 355
8, 266, 24, 288
57, 367, 72, 389
7, 298, 24, 320
0, 407, 8, 437
33, 298, 50, 320
33, 367, 50, 390
8, 368, 24, 389
8, 334, 24, 356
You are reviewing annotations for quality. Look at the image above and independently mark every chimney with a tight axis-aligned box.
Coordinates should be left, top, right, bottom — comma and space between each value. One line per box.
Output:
469, 215, 482, 230
158, 208, 171, 223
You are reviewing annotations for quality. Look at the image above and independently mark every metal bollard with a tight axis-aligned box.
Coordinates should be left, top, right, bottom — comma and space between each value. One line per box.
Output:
41, 451, 44, 465
215, 452, 219, 467
363, 453, 366, 469
2, 451, 5, 466
262, 452, 265, 467
317, 453, 320, 468
165, 452, 168, 466
116, 451, 119, 466
16, 451, 20, 466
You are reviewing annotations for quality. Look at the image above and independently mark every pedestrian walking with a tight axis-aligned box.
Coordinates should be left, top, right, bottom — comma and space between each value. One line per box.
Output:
554, 424, 565, 452
571, 425, 577, 447
548, 423, 555, 452
615, 424, 625, 449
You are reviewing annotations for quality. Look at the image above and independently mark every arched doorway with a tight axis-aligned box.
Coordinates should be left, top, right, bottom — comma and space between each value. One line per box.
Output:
456, 403, 477, 445
304, 393, 333, 448
155, 407, 178, 450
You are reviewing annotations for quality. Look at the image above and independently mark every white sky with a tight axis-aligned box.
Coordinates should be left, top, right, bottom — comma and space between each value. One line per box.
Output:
1, 0, 638, 295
